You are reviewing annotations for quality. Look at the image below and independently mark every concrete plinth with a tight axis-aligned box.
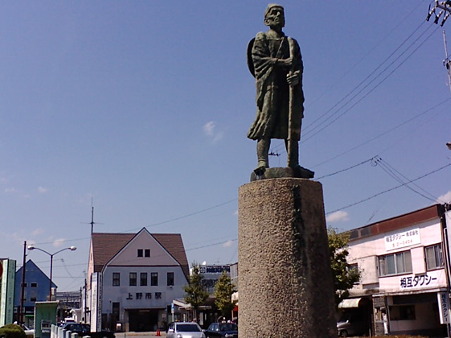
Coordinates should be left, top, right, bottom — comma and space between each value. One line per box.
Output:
238, 178, 336, 338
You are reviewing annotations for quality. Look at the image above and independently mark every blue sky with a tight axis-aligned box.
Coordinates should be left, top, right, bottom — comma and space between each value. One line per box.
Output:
1, 1, 450, 291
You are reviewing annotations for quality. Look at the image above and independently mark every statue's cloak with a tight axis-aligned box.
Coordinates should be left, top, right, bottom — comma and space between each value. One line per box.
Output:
247, 32, 304, 140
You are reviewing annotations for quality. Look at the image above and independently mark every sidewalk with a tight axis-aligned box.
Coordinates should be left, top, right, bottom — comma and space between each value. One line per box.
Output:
115, 332, 166, 337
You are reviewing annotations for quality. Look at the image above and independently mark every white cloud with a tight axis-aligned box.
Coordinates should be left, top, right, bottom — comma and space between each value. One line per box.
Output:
53, 238, 66, 247
438, 191, 451, 204
203, 121, 224, 143
37, 186, 48, 194
4, 187, 17, 193
203, 121, 215, 136
222, 240, 234, 248
32, 228, 44, 236
326, 210, 349, 223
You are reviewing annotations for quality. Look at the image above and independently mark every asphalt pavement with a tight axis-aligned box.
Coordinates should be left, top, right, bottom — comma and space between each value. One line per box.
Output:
115, 332, 166, 338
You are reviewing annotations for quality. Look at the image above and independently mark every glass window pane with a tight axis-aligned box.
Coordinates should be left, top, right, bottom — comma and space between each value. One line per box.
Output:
403, 251, 412, 273
386, 255, 396, 275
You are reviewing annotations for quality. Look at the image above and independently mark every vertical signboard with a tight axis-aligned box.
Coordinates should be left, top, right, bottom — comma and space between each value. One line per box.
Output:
438, 292, 450, 324
0, 259, 16, 326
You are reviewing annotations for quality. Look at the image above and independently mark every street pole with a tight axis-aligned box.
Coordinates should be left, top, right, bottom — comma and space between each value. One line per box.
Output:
19, 241, 27, 324
27, 246, 77, 302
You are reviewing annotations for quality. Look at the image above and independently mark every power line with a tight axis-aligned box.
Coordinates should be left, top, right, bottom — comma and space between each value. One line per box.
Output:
326, 162, 451, 215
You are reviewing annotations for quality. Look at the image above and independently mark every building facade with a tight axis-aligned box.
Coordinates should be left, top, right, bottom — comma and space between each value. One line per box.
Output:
13, 259, 57, 327
86, 228, 189, 332
0, 259, 16, 327
344, 204, 451, 336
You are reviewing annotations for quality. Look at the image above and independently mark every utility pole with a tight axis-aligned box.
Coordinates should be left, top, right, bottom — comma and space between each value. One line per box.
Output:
443, 30, 451, 93
427, 0, 451, 26
19, 241, 26, 325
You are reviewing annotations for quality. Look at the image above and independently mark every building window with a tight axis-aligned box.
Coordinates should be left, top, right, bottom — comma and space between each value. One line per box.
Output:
137, 249, 143, 257
113, 273, 120, 286
129, 272, 137, 286
112, 302, 120, 321
389, 305, 416, 320
425, 244, 443, 270
378, 250, 412, 276
151, 272, 158, 286
167, 272, 174, 286
140, 273, 147, 286
31, 282, 37, 287
348, 263, 360, 285
145, 249, 150, 257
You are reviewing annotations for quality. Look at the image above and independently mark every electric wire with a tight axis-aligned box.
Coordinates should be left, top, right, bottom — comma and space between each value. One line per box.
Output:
326, 162, 451, 215
302, 24, 440, 142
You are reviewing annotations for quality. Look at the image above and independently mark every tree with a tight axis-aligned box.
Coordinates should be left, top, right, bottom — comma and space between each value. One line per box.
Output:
214, 271, 237, 319
328, 228, 361, 307
184, 263, 209, 321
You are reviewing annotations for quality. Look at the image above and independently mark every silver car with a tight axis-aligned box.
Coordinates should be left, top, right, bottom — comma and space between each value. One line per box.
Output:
167, 322, 206, 338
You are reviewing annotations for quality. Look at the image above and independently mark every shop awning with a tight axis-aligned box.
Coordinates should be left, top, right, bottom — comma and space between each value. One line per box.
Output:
338, 298, 363, 309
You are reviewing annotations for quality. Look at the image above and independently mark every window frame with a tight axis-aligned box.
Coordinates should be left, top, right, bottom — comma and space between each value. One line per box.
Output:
129, 272, 137, 286
167, 272, 175, 286
378, 250, 412, 277
151, 272, 158, 286
424, 243, 444, 270
140, 272, 148, 286
112, 272, 121, 286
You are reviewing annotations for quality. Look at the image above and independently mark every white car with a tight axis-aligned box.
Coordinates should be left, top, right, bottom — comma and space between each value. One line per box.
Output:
167, 322, 206, 338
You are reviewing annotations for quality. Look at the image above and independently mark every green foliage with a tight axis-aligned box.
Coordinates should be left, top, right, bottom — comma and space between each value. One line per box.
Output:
328, 228, 361, 307
184, 263, 209, 312
214, 271, 237, 319
0, 324, 26, 338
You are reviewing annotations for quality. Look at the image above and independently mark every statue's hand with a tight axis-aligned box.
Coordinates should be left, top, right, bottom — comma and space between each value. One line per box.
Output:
276, 57, 293, 67
287, 70, 300, 86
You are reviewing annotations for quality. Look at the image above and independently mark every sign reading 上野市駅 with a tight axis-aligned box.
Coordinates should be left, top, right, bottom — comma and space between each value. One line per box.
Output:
385, 228, 420, 251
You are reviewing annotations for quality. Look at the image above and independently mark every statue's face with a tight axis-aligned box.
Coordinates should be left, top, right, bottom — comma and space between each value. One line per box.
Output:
264, 6, 285, 29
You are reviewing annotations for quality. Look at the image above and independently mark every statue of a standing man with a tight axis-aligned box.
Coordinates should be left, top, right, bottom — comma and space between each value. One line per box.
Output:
248, 4, 307, 177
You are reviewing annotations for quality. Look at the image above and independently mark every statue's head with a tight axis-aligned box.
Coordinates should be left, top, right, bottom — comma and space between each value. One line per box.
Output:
264, 4, 285, 29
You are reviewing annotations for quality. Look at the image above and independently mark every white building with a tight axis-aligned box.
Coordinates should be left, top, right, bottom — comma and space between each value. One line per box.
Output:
85, 228, 189, 332
344, 204, 451, 336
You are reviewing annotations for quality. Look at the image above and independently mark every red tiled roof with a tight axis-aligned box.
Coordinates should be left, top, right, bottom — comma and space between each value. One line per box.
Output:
91, 230, 189, 280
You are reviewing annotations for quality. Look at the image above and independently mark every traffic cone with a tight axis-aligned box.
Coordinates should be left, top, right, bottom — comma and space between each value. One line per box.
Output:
156, 329, 161, 336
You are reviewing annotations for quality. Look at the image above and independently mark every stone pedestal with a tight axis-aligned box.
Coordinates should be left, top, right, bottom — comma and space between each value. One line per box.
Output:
238, 178, 336, 337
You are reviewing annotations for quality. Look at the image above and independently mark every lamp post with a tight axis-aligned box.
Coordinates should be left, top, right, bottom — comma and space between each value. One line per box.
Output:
27, 245, 77, 301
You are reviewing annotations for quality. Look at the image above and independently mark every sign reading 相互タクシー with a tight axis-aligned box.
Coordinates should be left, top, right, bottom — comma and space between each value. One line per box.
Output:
385, 228, 420, 251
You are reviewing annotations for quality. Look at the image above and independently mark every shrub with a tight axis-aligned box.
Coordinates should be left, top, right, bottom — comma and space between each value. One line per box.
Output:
0, 324, 26, 338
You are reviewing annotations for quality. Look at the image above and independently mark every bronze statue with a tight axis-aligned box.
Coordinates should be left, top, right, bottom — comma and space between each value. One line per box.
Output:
248, 4, 307, 177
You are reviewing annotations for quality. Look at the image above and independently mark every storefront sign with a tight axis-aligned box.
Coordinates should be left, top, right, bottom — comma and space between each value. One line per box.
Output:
385, 228, 420, 250
437, 292, 450, 324
399, 273, 437, 288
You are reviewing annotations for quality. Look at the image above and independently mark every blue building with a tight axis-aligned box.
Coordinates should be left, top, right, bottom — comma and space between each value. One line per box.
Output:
14, 259, 56, 327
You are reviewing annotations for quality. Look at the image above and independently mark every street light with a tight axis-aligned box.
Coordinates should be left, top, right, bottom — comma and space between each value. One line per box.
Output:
446, 142, 451, 150
27, 245, 77, 301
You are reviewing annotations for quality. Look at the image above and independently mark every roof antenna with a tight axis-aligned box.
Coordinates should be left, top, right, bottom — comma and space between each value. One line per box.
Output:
83, 197, 103, 234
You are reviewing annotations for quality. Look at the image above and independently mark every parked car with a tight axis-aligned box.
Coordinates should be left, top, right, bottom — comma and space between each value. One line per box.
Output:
204, 322, 238, 338
167, 322, 205, 338
61, 323, 114, 338
337, 315, 367, 337
61, 323, 91, 336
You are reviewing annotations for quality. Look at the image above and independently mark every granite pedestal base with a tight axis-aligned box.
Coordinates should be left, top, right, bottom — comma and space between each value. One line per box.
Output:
238, 178, 336, 337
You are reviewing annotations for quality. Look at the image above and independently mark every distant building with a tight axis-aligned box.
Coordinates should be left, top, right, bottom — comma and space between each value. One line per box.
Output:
342, 204, 451, 337
85, 228, 189, 332
13, 259, 56, 327
199, 265, 231, 294
0, 259, 16, 327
